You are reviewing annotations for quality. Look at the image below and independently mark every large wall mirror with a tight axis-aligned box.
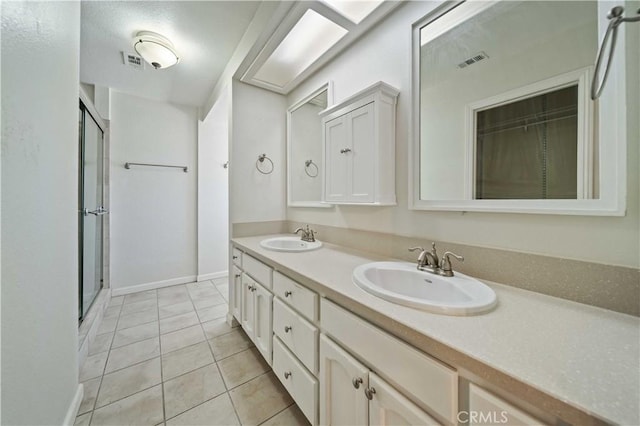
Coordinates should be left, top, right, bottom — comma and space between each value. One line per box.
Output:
411, 1, 628, 215
287, 82, 333, 207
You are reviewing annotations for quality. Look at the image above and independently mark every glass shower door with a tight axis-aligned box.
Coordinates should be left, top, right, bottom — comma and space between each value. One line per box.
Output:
79, 102, 105, 320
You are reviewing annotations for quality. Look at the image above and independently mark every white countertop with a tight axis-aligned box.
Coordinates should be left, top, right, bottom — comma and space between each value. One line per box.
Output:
232, 235, 640, 425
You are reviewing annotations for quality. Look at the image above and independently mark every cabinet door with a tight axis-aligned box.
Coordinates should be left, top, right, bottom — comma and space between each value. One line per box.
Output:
231, 266, 242, 321
368, 373, 441, 426
324, 116, 349, 202
254, 282, 273, 365
319, 334, 369, 426
348, 103, 375, 202
241, 274, 255, 341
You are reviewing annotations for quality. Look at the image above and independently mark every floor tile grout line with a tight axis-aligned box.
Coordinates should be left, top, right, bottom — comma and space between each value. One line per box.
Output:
157, 295, 167, 426
227, 371, 280, 426
256, 402, 296, 426
86, 295, 125, 424
162, 390, 231, 424
93, 378, 162, 412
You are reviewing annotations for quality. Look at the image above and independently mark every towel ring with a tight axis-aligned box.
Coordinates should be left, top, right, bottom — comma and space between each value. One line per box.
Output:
256, 154, 274, 175
304, 160, 318, 178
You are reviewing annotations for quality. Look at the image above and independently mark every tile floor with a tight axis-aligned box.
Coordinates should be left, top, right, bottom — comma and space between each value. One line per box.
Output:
76, 278, 310, 426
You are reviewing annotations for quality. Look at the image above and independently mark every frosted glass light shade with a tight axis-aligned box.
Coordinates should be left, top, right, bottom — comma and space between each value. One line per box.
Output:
133, 31, 179, 70
321, 0, 384, 24
254, 10, 348, 88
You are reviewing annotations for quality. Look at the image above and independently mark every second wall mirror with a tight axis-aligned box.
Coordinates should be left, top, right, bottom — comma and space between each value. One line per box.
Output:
287, 82, 333, 207
411, 0, 628, 215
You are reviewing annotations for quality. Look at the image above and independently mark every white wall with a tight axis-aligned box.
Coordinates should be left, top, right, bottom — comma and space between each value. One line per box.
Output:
230, 81, 287, 224
1, 2, 81, 423
198, 87, 230, 279
286, 1, 640, 268
110, 92, 198, 291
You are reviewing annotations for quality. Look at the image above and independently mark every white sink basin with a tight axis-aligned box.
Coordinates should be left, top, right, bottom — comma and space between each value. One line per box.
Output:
260, 236, 322, 252
353, 262, 497, 316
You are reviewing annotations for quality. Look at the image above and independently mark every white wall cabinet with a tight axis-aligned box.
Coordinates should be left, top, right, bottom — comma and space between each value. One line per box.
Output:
320, 81, 399, 205
320, 335, 439, 426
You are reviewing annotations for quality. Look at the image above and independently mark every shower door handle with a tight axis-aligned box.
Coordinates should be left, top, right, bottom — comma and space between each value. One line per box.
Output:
83, 207, 109, 216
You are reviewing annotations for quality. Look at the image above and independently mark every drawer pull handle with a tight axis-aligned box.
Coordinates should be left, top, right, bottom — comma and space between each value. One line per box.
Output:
364, 386, 376, 400
352, 377, 363, 389
284, 291, 292, 298
284, 326, 292, 333
232, 256, 238, 259
284, 371, 292, 379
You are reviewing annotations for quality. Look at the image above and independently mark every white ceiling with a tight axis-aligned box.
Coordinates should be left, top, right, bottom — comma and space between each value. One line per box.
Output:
80, 1, 261, 108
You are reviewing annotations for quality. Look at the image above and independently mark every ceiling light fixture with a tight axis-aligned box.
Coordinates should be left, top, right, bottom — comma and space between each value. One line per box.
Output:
132, 31, 179, 70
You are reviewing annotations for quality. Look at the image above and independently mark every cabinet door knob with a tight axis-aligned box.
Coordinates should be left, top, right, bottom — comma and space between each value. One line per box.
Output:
232, 255, 238, 259
284, 291, 292, 298
340, 148, 352, 154
235, 274, 241, 278
284, 371, 292, 379
364, 386, 376, 400
284, 326, 292, 333
352, 377, 363, 389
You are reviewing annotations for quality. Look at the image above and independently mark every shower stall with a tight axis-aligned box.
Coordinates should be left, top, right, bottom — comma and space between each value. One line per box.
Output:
78, 100, 107, 321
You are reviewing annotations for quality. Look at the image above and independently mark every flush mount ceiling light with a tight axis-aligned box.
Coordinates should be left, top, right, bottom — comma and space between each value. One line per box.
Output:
132, 31, 179, 70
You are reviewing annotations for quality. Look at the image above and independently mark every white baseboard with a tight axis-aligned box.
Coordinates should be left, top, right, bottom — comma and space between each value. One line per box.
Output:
63, 384, 84, 426
111, 275, 197, 296
197, 270, 228, 282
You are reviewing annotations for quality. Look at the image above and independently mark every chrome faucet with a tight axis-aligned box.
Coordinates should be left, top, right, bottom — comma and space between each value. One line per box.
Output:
408, 243, 464, 277
294, 225, 317, 242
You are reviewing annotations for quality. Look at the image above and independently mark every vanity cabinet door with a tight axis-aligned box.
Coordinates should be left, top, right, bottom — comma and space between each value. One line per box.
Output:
320, 334, 369, 426
231, 266, 242, 321
253, 282, 273, 365
368, 373, 441, 426
241, 274, 255, 341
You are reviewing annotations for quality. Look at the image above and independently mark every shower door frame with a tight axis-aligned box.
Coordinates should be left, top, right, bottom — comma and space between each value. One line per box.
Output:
78, 99, 107, 322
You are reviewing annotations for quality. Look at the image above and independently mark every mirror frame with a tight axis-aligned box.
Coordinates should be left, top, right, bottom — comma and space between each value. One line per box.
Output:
287, 81, 334, 208
409, 0, 627, 216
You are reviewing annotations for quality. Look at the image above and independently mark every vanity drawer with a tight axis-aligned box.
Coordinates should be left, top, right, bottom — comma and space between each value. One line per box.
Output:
243, 254, 272, 289
321, 299, 458, 424
273, 271, 318, 322
273, 336, 318, 425
469, 384, 545, 426
273, 298, 318, 374
232, 247, 243, 268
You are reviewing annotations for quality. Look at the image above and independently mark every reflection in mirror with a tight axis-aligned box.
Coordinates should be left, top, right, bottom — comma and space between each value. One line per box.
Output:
287, 83, 332, 207
420, 1, 596, 201
412, 0, 628, 214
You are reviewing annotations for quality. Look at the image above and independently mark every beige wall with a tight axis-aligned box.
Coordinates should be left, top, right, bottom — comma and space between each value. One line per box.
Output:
286, 1, 640, 268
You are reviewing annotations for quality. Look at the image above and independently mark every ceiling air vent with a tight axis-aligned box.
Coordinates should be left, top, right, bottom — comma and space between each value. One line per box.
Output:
458, 51, 489, 69
121, 52, 145, 70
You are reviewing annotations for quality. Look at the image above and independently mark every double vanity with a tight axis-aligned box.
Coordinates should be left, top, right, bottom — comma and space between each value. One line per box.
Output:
230, 234, 639, 426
